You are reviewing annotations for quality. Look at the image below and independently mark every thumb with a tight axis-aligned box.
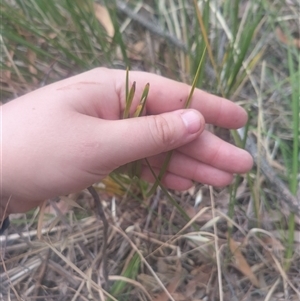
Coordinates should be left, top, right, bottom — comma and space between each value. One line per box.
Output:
95, 109, 205, 168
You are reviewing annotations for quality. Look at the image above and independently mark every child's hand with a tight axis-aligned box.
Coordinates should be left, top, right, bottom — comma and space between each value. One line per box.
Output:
1, 68, 253, 216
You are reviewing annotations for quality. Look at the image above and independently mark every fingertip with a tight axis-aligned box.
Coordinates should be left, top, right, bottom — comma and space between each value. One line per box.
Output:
235, 148, 254, 173
239, 107, 249, 127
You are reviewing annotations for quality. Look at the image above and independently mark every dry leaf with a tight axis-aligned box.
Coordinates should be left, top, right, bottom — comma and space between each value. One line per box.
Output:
44, 197, 79, 217
127, 41, 146, 60
37, 200, 47, 239
93, 3, 114, 38
229, 237, 260, 287
186, 185, 196, 196
27, 49, 37, 75
137, 273, 164, 293
94, 176, 125, 197
184, 233, 210, 243
276, 27, 300, 49
182, 264, 212, 298
261, 236, 285, 252
60, 196, 84, 210
153, 260, 182, 301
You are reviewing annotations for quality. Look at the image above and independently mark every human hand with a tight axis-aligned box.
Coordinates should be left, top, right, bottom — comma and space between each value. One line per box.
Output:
1, 68, 253, 216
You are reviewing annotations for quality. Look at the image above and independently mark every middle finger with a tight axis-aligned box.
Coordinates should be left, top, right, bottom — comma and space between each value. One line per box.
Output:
178, 130, 253, 174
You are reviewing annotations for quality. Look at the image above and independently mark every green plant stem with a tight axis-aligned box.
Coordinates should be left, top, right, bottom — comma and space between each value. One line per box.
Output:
147, 48, 206, 197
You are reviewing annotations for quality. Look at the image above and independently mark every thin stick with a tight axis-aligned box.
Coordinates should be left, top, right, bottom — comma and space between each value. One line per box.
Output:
116, 0, 188, 52
210, 186, 223, 301
244, 135, 300, 215
87, 186, 109, 289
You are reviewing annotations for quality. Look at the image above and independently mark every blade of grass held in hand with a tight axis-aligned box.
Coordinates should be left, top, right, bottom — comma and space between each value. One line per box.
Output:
123, 81, 136, 119
147, 49, 206, 196
134, 83, 149, 117
125, 67, 129, 104
128, 82, 150, 178
185, 47, 207, 108
131, 84, 150, 178
193, 0, 220, 89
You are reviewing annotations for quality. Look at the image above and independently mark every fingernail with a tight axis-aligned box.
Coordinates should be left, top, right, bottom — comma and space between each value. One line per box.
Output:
181, 110, 202, 134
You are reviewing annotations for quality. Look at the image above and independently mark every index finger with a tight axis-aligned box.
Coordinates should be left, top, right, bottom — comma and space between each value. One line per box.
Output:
114, 70, 248, 129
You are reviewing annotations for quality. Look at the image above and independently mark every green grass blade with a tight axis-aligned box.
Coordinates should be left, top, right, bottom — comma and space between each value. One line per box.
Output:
146, 151, 173, 197
287, 45, 299, 195
133, 83, 150, 117
193, 0, 222, 92
185, 47, 207, 108
145, 159, 196, 226
147, 48, 206, 196
110, 253, 140, 298
125, 67, 129, 103
284, 31, 299, 272
103, 0, 129, 66
129, 83, 150, 178
123, 82, 136, 119
225, 5, 263, 95
230, 0, 240, 38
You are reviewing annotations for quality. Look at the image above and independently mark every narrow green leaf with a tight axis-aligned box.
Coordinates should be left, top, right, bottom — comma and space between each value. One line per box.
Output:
133, 83, 150, 117
287, 45, 299, 195
145, 159, 197, 227
147, 49, 206, 196
185, 47, 207, 108
125, 67, 129, 103
123, 82, 136, 119
103, 0, 129, 66
110, 253, 140, 298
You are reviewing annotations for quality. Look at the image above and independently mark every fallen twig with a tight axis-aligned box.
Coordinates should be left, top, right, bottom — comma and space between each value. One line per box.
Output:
116, 0, 188, 52
87, 185, 109, 289
245, 135, 300, 216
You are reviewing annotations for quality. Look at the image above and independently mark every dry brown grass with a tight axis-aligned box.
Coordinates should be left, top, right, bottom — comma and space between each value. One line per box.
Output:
2, 182, 299, 300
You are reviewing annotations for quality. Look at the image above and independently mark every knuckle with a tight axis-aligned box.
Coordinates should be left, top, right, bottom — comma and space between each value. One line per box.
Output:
149, 115, 175, 149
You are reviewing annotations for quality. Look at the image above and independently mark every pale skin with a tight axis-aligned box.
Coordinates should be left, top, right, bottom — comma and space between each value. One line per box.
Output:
0, 68, 253, 219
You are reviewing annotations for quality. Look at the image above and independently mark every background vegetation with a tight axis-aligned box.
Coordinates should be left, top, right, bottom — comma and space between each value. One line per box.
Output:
1, 0, 299, 300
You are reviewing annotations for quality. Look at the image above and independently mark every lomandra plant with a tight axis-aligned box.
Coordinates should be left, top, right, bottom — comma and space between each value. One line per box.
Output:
119, 49, 206, 223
